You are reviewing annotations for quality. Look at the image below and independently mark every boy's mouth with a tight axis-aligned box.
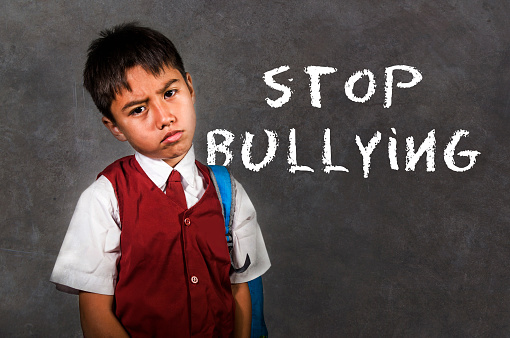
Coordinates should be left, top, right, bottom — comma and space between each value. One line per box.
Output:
162, 130, 183, 144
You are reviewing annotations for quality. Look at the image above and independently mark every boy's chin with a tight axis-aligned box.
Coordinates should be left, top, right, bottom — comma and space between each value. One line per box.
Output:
157, 148, 193, 166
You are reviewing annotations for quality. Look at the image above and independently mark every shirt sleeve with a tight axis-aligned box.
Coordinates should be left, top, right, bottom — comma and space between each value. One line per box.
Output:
50, 175, 121, 295
229, 178, 271, 284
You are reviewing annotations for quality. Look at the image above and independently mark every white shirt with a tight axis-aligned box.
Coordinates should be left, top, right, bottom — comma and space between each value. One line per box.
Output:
50, 146, 270, 295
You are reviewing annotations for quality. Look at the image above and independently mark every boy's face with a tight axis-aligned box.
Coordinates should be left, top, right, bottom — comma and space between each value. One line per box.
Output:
104, 65, 196, 167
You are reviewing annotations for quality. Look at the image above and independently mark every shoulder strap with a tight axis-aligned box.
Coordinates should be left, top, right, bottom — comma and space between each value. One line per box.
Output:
208, 165, 235, 243
208, 165, 250, 273
207, 165, 268, 338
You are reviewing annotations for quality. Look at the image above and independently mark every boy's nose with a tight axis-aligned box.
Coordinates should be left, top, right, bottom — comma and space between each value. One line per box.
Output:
154, 104, 176, 129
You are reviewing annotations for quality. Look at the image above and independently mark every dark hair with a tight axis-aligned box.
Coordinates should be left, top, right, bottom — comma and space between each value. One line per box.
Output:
83, 23, 186, 121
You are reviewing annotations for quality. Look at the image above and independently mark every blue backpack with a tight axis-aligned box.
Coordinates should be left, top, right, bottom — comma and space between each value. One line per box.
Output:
208, 165, 268, 338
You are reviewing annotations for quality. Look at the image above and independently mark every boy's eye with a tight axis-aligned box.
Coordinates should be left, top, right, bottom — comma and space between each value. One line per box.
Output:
164, 90, 176, 99
130, 106, 146, 115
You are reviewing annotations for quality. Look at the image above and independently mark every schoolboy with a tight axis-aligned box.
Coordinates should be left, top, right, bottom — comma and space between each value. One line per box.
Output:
50, 23, 270, 337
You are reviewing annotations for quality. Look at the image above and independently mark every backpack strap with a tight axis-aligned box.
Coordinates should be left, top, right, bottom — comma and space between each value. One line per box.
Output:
207, 165, 268, 338
208, 165, 235, 243
248, 276, 268, 338
208, 165, 250, 274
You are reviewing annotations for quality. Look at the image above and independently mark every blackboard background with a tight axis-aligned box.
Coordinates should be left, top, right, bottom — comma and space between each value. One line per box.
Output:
1, 1, 510, 336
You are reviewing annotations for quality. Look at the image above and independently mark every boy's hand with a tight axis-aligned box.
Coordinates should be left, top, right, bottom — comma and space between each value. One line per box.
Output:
79, 291, 129, 337
231, 282, 251, 338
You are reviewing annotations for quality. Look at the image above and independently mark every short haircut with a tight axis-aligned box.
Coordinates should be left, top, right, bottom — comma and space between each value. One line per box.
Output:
83, 23, 186, 122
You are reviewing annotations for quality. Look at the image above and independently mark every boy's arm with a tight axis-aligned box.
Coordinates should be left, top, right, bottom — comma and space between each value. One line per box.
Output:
229, 179, 271, 285
51, 176, 122, 296
231, 282, 251, 338
79, 291, 129, 338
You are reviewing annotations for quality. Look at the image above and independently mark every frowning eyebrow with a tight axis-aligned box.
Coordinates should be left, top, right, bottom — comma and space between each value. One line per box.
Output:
156, 79, 179, 95
121, 78, 180, 112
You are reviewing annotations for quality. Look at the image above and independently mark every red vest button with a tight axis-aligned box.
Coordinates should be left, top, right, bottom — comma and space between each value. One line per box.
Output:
184, 218, 191, 226
191, 276, 199, 284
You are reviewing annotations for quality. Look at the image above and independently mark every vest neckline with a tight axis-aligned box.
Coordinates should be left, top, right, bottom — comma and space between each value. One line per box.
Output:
130, 156, 214, 213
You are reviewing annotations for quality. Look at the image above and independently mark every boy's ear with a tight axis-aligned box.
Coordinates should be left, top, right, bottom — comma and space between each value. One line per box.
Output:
185, 72, 195, 104
102, 116, 127, 142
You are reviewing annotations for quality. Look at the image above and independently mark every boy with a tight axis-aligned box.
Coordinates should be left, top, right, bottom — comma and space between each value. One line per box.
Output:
50, 23, 270, 337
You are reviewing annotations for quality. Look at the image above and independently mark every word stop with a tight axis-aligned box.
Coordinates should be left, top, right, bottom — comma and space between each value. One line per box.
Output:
264, 65, 422, 108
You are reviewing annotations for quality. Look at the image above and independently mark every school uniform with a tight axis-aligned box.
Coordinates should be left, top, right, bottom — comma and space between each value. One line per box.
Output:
50, 146, 270, 336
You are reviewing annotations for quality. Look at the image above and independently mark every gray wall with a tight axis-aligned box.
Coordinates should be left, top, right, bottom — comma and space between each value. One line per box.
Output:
1, 1, 510, 336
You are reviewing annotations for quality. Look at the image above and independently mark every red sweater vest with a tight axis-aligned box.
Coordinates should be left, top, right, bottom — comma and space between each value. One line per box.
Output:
99, 156, 235, 337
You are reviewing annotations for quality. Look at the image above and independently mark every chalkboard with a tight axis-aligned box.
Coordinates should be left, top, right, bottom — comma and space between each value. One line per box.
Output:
1, 1, 509, 336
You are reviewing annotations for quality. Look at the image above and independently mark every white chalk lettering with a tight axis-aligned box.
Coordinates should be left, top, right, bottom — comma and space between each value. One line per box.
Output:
242, 130, 279, 172
388, 128, 399, 170
444, 129, 480, 172
323, 128, 349, 173
288, 128, 314, 173
304, 66, 337, 108
207, 129, 235, 166
344, 69, 376, 103
405, 129, 436, 172
384, 65, 423, 108
265, 64, 422, 108
264, 65, 293, 108
356, 131, 382, 178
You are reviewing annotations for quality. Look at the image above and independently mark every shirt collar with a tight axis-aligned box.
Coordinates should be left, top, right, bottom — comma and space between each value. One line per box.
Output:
134, 145, 197, 190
